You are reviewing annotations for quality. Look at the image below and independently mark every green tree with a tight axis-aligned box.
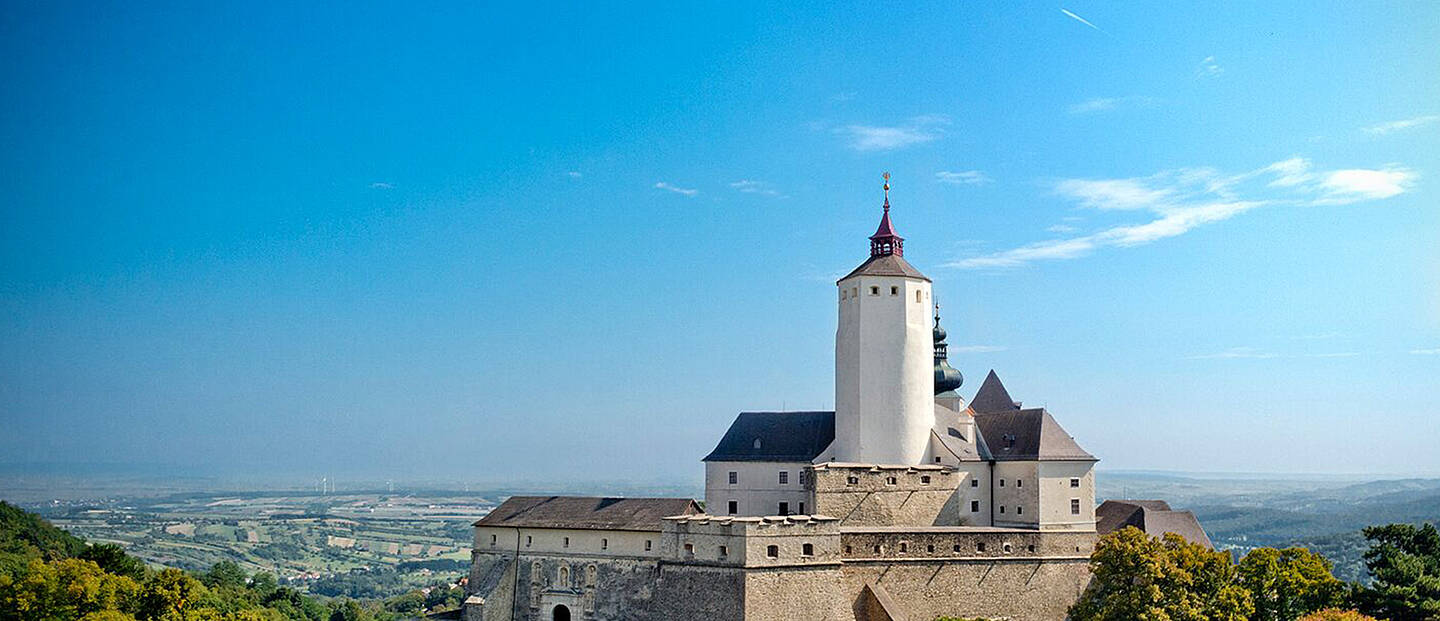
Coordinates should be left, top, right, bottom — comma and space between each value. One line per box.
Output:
0, 558, 142, 621
200, 563, 247, 592
78, 545, 147, 582
139, 569, 208, 621
1296, 611, 1380, 621
0, 502, 88, 577
1069, 527, 1253, 621
1355, 522, 1440, 621
1238, 546, 1345, 621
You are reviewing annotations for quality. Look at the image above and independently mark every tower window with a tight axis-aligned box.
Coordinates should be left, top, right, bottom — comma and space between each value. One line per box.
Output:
870, 286, 879, 295
886, 476, 897, 485
971, 479, 979, 487
563, 536, 570, 548
915, 290, 922, 302
1071, 478, 1081, 488
890, 286, 898, 295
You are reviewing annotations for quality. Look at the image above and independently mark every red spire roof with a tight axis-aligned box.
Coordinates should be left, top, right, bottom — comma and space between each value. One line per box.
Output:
869, 173, 903, 257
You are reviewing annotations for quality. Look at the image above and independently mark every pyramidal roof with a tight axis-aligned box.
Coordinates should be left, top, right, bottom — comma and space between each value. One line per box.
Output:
970, 370, 1020, 413
973, 408, 1096, 461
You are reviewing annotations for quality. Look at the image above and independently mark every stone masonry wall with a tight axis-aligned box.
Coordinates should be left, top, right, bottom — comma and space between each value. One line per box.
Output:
810, 464, 963, 527
842, 558, 1093, 621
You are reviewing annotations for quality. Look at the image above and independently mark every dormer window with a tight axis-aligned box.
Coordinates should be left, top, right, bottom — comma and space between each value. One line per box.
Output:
753, 438, 762, 449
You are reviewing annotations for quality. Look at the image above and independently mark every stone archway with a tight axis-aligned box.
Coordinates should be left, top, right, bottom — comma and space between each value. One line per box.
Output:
552, 604, 571, 621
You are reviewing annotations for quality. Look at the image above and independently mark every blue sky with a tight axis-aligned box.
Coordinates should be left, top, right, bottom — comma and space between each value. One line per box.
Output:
1, 1, 1437, 485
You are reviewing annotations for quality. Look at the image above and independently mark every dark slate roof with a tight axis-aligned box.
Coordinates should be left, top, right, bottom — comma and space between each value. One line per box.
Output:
973, 408, 1096, 461
474, 496, 701, 531
838, 254, 931, 282
970, 370, 1021, 413
1096, 500, 1212, 549
703, 411, 836, 462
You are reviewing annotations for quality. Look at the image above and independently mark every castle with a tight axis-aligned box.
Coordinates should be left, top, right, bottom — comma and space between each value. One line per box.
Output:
464, 177, 1103, 621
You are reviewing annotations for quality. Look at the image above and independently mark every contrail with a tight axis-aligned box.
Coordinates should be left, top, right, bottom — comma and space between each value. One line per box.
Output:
1060, 8, 1103, 32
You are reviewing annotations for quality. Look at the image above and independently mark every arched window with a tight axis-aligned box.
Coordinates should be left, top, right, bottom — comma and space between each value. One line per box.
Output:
558, 566, 569, 586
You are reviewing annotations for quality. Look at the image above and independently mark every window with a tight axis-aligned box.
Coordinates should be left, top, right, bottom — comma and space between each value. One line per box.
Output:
727, 501, 737, 515
526, 535, 532, 547
753, 438, 761, 449
915, 290, 922, 303
977, 542, 986, 552
1017, 479, 1023, 487
490, 534, 497, 546
970, 500, 980, 512
852, 287, 858, 297
766, 545, 778, 558
799, 502, 806, 514
873, 545, 882, 554
1016, 506, 1023, 515
971, 479, 979, 487
645, 540, 652, 551
934, 456, 941, 463
601, 538, 608, 550
1027, 545, 1035, 553
778, 471, 788, 485
846, 476, 859, 485
802, 543, 814, 556
999, 505, 1005, 514
719, 545, 728, 558
563, 536, 570, 548
920, 475, 931, 484
1071, 498, 1081, 515
899, 542, 908, 553
927, 544, 935, 553
1071, 478, 1081, 488
728, 471, 737, 485
870, 286, 879, 295
844, 545, 852, 554
1003, 543, 1012, 553
778, 502, 789, 516
886, 476, 897, 485
890, 286, 898, 296
999, 479, 1005, 487
953, 544, 962, 553
684, 543, 694, 557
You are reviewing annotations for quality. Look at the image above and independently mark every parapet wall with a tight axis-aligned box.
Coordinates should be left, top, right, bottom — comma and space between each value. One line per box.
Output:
809, 463, 964, 527
661, 514, 841, 567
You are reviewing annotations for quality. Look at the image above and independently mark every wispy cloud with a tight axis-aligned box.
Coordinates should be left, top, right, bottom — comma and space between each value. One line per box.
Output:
1411, 348, 1440, 355
730, 179, 783, 197
1196, 56, 1223, 78
949, 345, 1008, 353
1363, 115, 1439, 135
567, 171, 583, 179
1060, 8, 1102, 32
1046, 224, 1078, 234
369, 182, 394, 189
1067, 96, 1157, 115
946, 157, 1417, 269
837, 115, 949, 151
654, 181, 698, 197
1186, 347, 1280, 360
1305, 352, 1361, 358
936, 170, 991, 186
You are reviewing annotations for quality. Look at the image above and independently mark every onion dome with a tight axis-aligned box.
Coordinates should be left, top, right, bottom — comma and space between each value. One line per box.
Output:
933, 305, 964, 395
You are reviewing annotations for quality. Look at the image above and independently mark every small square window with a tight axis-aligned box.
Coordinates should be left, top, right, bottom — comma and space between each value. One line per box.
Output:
978, 542, 986, 552
802, 543, 814, 556
847, 476, 859, 485
890, 286, 898, 295
934, 456, 941, 463
1071, 478, 1080, 488
719, 545, 728, 557
953, 544, 963, 553
920, 475, 931, 484
926, 544, 935, 553
728, 471, 737, 485
873, 545, 882, 554
1003, 543, 1012, 553
970, 500, 980, 512
870, 286, 879, 295
886, 476, 897, 485
971, 479, 979, 488
844, 545, 852, 554
1028, 545, 1035, 553
766, 545, 778, 558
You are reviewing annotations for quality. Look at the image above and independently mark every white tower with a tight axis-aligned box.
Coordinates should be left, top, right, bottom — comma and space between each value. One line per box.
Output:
833, 174, 934, 465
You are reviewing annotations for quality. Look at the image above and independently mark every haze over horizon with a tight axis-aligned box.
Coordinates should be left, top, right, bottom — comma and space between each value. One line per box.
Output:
2, 2, 1438, 483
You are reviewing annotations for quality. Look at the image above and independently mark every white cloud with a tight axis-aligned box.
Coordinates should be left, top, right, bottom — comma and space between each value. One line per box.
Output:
730, 180, 782, 197
567, 171, 583, 178
1060, 8, 1102, 32
1186, 347, 1280, 360
1411, 348, 1440, 355
1197, 56, 1223, 78
1046, 224, 1077, 234
949, 345, 1008, 353
947, 157, 1416, 269
1363, 115, 1439, 135
1318, 167, 1415, 203
1305, 352, 1361, 358
369, 182, 394, 189
936, 170, 991, 186
837, 115, 949, 151
654, 182, 698, 197
1067, 96, 1157, 115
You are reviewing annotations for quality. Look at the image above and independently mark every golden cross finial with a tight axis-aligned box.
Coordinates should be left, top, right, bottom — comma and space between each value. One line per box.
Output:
882, 171, 891, 196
